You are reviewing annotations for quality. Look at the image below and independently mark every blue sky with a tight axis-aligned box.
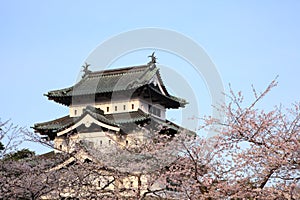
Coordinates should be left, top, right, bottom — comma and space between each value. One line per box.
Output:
1, 1, 299, 154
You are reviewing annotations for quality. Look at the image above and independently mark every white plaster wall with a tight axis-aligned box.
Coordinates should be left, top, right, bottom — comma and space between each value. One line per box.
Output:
54, 129, 151, 153
139, 99, 166, 119
96, 98, 140, 114
69, 98, 141, 117
69, 98, 166, 119
77, 132, 116, 147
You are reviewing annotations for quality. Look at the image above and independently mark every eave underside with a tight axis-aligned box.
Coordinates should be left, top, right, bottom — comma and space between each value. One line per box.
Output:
46, 85, 187, 108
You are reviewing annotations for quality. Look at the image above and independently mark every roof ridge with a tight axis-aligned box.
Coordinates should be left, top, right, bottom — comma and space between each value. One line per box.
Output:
59, 65, 151, 93
88, 69, 145, 79
84, 105, 105, 115
105, 108, 149, 116
88, 64, 149, 77
82, 106, 118, 127
155, 69, 170, 96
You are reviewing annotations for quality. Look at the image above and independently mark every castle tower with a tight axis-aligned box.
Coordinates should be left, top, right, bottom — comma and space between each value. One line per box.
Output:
33, 55, 188, 153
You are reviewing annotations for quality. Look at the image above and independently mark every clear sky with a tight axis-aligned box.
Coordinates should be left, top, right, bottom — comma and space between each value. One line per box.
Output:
1, 1, 299, 154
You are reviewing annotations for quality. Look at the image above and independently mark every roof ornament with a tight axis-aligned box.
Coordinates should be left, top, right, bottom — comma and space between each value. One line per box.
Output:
81, 62, 92, 78
148, 52, 157, 64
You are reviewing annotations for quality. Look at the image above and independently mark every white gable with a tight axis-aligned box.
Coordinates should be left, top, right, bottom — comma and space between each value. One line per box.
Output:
150, 74, 166, 95
57, 113, 120, 136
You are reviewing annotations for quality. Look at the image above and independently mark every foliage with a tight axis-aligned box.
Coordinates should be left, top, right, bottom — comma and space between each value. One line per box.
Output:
3, 148, 35, 161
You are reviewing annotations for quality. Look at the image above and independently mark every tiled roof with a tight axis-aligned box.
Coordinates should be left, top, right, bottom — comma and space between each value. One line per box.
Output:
84, 106, 118, 127
44, 64, 187, 108
46, 64, 160, 97
34, 115, 74, 132
33, 108, 148, 134
33, 106, 118, 133
106, 109, 150, 124
148, 85, 188, 107
33, 106, 192, 136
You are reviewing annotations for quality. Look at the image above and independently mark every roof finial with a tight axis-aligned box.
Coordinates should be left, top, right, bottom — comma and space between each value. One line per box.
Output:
148, 52, 157, 64
81, 62, 92, 78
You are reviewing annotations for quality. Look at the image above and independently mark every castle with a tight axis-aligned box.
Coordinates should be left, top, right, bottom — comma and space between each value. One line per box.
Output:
34, 54, 188, 153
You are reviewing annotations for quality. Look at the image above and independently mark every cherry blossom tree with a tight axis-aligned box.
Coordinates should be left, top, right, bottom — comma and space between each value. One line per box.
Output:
162, 79, 300, 199
0, 120, 24, 159
1, 79, 299, 199
0, 121, 64, 200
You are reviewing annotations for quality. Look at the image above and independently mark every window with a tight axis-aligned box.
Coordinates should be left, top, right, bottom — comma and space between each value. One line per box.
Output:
123, 105, 126, 110
74, 110, 77, 115
100, 140, 102, 146
107, 107, 109, 112
98, 180, 101, 187
132, 104, 134, 110
115, 106, 117, 111
59, 144, 62, 150
108, 140, 111, 145
149, 105, 161, 117
157, 109, 161, 117
126, 140, 129, 146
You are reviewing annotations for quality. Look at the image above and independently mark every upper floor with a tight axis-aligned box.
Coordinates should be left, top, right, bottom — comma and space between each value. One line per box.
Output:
45, 64, 187, 110
69, 97, 166, 120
